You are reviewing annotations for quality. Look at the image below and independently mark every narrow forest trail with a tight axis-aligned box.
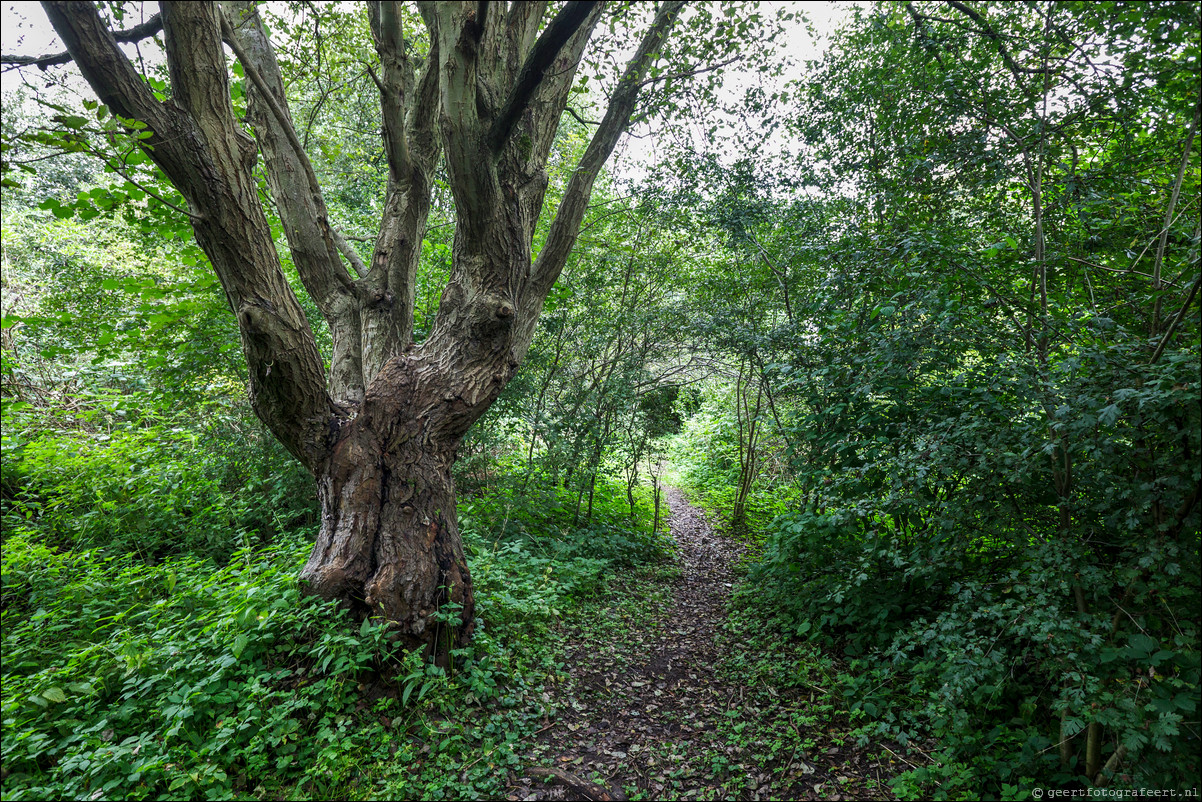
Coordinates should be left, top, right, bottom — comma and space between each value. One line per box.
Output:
507, 488, 898, 802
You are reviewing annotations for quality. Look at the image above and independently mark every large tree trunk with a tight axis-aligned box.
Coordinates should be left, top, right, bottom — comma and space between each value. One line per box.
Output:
303, 420, 474, 650
299, 350, 490, 650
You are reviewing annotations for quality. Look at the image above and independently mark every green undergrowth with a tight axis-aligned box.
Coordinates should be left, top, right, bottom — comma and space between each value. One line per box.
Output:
702, 499, 1200, 799
1, 526, 556, 801
670, 371, 1201, 798
1, 395, 316, 559
675, 479, 783, 545
1, 407, 671, 801
461, 468, 674, 608
665, 468, 899, 798
665, 428, 799, 553
713, 605, 897, 800
667, 471, 787, 573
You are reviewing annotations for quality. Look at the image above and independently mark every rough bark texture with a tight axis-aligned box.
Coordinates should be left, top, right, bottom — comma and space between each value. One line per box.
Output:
40, 1, 336, 469
34, 0, 685, 651
301, 352, 478, 647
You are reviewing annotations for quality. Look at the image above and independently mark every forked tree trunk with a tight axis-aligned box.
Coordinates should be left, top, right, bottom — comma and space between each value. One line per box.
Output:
298, 350, 490, 649
37, 0, 687, 654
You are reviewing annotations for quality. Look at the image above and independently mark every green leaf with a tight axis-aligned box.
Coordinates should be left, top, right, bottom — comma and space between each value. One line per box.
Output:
231, 633, 248, 659
1129, 634, 1158, 660
1061, 717, 1086, 738
41, 687, 67, 703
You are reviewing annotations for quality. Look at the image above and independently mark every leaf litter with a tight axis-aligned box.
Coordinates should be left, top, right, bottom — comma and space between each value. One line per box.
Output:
506, 488, 909, 801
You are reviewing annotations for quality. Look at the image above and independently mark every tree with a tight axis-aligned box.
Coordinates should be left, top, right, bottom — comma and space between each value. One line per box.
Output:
0, 0, 759, 651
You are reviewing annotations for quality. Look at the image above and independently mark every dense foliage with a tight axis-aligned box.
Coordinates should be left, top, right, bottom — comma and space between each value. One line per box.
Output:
1, 389, 669, 800
670, 1, 1201, 796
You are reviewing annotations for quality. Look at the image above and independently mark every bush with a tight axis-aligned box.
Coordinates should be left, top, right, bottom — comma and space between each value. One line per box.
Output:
732, 335, 1202, 796
1, 396, 315, 561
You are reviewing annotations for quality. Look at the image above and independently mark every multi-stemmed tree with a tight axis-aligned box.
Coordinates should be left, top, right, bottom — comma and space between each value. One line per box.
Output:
3, 0, 767, 650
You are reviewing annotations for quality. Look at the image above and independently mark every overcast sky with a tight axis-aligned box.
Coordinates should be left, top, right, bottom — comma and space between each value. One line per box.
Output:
2, 1, 851, 87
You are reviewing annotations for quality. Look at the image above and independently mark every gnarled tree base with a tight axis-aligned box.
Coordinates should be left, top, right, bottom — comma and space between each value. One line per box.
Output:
299, 416, 474, 654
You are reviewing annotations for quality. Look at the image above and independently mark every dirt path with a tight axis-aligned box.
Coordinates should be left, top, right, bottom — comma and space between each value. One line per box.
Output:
507, 488, 897, 801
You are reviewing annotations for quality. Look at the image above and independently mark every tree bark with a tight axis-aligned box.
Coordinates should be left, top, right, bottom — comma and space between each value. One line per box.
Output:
302, 376, 474, 649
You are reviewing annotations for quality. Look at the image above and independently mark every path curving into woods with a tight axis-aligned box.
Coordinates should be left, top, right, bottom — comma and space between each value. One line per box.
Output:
507, 488, 899, 801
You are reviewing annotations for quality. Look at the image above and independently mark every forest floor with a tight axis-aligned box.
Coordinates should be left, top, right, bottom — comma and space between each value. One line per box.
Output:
506, 487, 902, 802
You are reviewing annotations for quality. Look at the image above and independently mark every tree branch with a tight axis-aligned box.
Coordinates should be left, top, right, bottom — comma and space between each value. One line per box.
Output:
944, 0, 1053, 79
368, 1, 412, 180
1150, 271, 1201, 365
41, 0, 337, 468
2, 12, 162, 70
220, 0, 357, 303
487, 0, 599, 152
37, 2, 166, 129
746, 231, 791, 323
221, 1, 364, 403
636, 54, 741, 89
92, 146, 201, 220
525, 766, 627, 801
1065, 256, 1180, 288
403, 27, 441, 171
529, 1, 685, 298
361, 4, 441, 370
503, 0, 548, 82
902, 3, 947, 68
564, 105, 600, 126
220, 13, 331, 225
330, 227, 369, 278
1151, 100, 1200, 333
